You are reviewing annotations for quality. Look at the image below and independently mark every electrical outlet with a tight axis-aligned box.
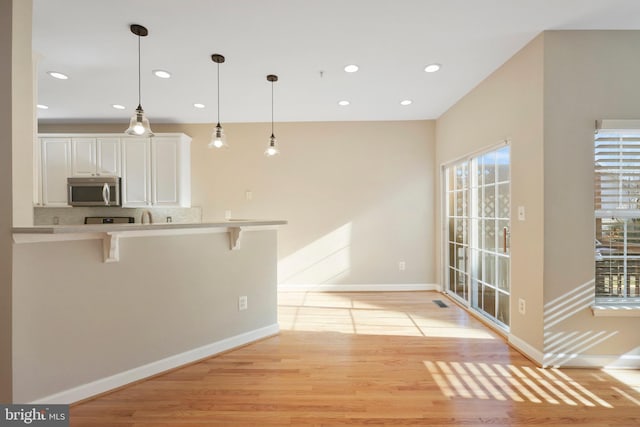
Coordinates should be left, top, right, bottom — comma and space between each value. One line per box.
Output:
225, 210, 232, 220
398, 261, 406, 271
238, 296, 248, 311
518, 298, 526, 315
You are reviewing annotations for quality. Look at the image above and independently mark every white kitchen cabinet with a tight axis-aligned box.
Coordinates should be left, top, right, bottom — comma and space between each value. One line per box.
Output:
151, 135, 191, 207
38, 133, 191, 208
41, 137, 72, 206
71, 137, 121, 177
121, 133, 191, 208
121, 138, 151, 207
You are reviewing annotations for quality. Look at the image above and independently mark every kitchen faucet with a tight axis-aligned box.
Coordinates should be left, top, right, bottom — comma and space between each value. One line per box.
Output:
140, 210, 153, 224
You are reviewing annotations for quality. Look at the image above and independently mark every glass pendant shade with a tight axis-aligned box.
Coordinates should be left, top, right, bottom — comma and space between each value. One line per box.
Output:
264, 134, 279, 157
125, 105, 154, 136
265, 74, 279, 157
125, 24, 152, 137
209, 54, 227, 149
208, 123, 228, 149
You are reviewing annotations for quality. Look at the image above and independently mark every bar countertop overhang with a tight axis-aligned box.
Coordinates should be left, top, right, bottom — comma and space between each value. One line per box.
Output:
13, 219, 287, 234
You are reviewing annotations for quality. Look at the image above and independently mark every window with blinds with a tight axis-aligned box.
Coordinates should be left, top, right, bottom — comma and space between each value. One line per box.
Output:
594, 120, 640, 303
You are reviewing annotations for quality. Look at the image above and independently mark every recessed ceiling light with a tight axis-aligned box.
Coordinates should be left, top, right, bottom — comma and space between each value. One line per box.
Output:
47, 71, 68, 80
344, 64, 359, 73
193, 103, 205, 109
400, 100, 413, 106
338, 100, 350, 106
424, 63, 441, 73
112, 104, 126, 110
153, 69, 171, 79
36, 104, 49, 110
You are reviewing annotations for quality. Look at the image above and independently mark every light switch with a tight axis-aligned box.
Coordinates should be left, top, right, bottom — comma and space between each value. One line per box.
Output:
518, 206, 526, 221
245, 191, 253, 201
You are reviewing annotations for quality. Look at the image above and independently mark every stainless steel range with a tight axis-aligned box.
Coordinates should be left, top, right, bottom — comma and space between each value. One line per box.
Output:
84, 216, 135, 224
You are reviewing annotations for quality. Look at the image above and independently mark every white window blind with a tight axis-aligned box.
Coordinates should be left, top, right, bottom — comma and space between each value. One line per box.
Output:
595, 131, 640, 213
594, 120, 640, 303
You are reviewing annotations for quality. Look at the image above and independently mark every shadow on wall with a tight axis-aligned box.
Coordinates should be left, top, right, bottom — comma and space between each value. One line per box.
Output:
275, 175, 431, 287
543, 279, 624, 368
278, 223, 352, 285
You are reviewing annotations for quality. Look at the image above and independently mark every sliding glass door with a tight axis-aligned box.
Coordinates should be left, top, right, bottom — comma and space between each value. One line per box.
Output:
445, 145, 511, 328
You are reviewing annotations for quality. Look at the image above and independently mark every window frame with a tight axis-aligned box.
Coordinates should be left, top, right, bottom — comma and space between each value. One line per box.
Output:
594, 122, 640, 309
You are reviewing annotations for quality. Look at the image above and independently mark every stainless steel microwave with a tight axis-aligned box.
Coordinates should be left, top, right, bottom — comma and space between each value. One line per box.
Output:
67, 176, 121, 207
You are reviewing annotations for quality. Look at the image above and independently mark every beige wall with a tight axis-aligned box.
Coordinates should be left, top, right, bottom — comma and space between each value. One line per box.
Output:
435, 35, 545, 350
41, 120, 437, 287
1, 0, 14, 403
436, 31, 640, 366
11, 0, 33, 227
12, 230, 279, 402
542, 31, 640, 363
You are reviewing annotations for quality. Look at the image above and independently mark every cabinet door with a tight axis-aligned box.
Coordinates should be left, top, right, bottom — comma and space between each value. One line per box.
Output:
41, 138, 71, 206
151, 137, 180, 206
71, 138, 97, 176
97, 138, 121, 176
121, 138, 151, 207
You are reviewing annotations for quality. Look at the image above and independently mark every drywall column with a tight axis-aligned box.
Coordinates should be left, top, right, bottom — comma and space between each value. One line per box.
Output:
0, 0, 14, 403
11, 0, 33, 226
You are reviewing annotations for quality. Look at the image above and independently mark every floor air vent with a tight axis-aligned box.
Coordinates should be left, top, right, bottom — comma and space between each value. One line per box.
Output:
433, 300, 448, 308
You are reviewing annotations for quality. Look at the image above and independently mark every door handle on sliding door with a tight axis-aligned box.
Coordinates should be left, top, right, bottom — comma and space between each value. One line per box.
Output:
503, 227, 509, 254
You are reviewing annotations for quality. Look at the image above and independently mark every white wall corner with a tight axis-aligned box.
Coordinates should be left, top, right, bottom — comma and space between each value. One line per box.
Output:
508, 334, 544, 366
30, 323, 280, 405
277, 283, 439, 292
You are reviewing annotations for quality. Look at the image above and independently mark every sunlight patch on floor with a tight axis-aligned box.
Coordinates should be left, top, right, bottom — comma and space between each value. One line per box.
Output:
278, 292, 495, 339
604, 368, 640, 394
424, 361, 615, 408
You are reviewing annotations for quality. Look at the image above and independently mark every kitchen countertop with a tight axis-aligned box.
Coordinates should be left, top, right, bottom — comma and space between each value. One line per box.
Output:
13, 219, 287, 234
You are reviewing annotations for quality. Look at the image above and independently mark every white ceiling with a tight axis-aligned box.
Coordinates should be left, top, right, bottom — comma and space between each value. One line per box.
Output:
33, 0, 640, 125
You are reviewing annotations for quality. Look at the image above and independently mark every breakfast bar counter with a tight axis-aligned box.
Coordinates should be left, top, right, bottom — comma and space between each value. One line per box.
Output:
12, 219, 286, 403
13, 219, 287, 262
13, 219, 287, 234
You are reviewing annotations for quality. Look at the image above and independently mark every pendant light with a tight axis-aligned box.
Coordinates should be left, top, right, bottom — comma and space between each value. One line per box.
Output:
265, 74, 279, 157
125, 24, 154, 137
208, 54, 228, 149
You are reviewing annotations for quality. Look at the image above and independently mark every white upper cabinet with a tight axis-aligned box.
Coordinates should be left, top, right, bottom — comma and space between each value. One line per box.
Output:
71, 137, 121, 177
41, 137, 72, 206
38, 133, 191, 208
97, 138, 121, 176
150, 135, 191, 207
121, 138, 151, 207
122, 134, 191, 207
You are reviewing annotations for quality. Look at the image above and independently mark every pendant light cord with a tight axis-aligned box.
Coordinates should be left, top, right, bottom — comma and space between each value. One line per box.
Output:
271, 80, 274, 136
217, 62, 220, 124
137, 34, 142, 107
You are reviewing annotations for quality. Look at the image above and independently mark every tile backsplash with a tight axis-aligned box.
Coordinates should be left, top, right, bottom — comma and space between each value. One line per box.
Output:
34, 206, 202, 225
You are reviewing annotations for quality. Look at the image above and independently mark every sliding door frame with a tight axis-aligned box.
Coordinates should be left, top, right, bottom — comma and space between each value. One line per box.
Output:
441, 140, 511, 331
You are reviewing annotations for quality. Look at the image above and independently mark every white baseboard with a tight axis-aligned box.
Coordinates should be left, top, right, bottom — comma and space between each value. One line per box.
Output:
508, 334, 640, 369
542, 353, 640, 369
278, 283, 440, 292
508, 334, 544, 366
31, 323, 280, 405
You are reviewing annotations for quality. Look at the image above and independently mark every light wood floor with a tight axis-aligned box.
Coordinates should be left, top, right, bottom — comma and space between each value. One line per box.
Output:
70, 292, 640, 426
